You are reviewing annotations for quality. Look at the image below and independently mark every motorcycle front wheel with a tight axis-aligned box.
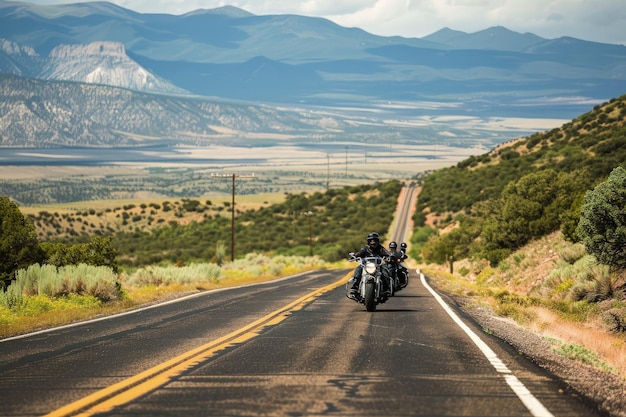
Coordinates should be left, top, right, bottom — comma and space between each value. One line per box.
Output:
364, 281, 376, 311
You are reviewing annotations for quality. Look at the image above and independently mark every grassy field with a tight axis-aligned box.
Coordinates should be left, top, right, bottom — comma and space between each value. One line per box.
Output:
19, 192, 287, 240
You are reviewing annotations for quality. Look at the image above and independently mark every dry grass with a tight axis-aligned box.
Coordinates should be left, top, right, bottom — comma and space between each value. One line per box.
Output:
527, 307, 626, 375
418, 233, 626, 378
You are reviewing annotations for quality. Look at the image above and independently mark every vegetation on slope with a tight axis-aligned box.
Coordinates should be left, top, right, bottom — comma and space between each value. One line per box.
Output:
414, 94, 626, 359
417, 95, 626, 218
414, 94, 626, 266
76, 180, 403, 267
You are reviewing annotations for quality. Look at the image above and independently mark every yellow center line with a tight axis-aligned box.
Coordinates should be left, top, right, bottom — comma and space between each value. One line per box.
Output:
45, 274, 350, 417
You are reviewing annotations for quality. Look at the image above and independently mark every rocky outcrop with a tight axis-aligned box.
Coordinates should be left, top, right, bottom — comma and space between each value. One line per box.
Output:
41, 41, 188, 95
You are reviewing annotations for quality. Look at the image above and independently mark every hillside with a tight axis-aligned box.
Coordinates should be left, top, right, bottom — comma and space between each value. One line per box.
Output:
0, 73, 344, 146
412, 96, 626, 415
412, 93, 626, 270
23, 181, 406, 266
416, 94, 626, 219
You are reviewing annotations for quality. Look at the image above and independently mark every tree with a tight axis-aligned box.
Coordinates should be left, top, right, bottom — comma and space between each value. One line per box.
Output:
41, 236, 119, 273
0, 196, 44, 286
422, 227, 472, 274
481, 169, 576, 252
577, 166, 626, 270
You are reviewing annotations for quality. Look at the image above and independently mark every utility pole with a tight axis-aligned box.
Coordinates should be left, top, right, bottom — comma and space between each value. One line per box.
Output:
302, 211, 313, 256
345, 146, 348, 178
326, 154, 330, 191
230, 174, 235, 262
212, 172, 254, 261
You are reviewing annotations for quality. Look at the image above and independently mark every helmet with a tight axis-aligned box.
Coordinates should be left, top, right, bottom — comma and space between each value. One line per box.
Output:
389, 241, 398, 249
400, 242, 407, 249
366, 232, 380, 248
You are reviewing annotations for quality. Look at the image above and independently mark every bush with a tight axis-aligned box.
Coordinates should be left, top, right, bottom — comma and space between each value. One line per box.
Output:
558, 242, 587, 264
0, 196, 45, 286
128, 263, 223, 286
9, 263, 122, 302
41, 236, 118, 273
0, 281, 25, 310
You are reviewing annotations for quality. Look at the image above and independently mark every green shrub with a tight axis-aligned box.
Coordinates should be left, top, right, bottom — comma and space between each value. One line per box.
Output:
0, 282, 25, 310
12, 263, 121, 302
558, 242, 587, 264
552, 342, 615, 373
547, 299, 597, 322
475, 266, 495, 285
547, 256, 615, 302
128, 262, 223, 286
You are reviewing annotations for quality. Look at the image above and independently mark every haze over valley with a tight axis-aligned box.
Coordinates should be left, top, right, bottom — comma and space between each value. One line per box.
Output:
1, 1, 625, 202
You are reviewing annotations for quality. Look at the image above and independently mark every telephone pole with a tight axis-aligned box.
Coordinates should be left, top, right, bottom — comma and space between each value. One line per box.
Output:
345, 146, 348, 178
326, 154, 330, 191
302, 211, 313, 256
212, 172, 254, 261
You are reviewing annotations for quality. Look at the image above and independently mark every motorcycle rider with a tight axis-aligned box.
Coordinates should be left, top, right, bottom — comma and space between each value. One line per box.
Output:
348, 232, 391, 296
389, 241, 408, 261
388, 241, 409, 288
400, 242, 408, 257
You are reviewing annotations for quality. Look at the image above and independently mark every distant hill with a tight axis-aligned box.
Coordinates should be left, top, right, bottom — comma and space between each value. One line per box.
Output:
0, 73, 347, 146
1, 0, 625, 122
414, 94, 626, 264
423, 26, 545, 51
417, 94, 626, 215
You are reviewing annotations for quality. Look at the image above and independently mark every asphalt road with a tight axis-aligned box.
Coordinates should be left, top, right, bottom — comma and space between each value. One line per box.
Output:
0, 268, 603, 417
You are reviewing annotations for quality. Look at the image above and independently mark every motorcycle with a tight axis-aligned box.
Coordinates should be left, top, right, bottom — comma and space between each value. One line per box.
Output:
386, 252, 409, 292
345, 254, 390, 311
385, 242, 410, 292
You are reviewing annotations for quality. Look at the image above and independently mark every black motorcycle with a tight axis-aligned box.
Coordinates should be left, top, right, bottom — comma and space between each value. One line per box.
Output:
386, 253, 409, 292
346, 254, 389, 311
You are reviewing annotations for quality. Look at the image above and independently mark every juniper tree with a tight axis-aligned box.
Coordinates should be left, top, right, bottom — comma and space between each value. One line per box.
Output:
0, 196, 44, 287
577, 166, 626, 270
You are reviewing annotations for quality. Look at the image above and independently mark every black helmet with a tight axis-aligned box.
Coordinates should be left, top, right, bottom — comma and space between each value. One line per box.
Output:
389, 241, 398, 249
366, 232, 380, 248
400, 242, 407, 249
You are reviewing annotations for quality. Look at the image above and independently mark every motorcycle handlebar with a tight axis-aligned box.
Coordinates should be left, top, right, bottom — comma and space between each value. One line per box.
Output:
348, 255, 389, 264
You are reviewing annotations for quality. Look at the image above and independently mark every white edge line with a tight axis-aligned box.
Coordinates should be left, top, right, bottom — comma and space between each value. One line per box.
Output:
1, 271, 312, 343
418, 270, 555, 417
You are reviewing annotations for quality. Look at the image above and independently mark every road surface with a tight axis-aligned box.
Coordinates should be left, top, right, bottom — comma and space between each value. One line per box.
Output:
0, 268, 601, 416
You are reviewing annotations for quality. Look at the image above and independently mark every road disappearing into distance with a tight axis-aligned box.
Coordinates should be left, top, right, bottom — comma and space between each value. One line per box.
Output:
0, 185, 602, 416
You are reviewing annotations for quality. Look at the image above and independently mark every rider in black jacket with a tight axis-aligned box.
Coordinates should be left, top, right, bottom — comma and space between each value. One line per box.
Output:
387, 241, 409, 288
348, 232, 390, 295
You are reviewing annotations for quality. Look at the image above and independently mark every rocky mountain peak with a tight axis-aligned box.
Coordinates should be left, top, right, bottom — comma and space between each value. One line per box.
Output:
0, 38, 38, 56
41, 41, 187, 95
48, 41, 126, 59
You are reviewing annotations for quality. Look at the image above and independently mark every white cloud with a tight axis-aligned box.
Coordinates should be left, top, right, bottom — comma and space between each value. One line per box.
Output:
22, 0, 626, 45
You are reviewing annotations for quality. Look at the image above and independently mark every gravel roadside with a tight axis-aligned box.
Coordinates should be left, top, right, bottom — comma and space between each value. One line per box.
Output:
455, 297, 626, 417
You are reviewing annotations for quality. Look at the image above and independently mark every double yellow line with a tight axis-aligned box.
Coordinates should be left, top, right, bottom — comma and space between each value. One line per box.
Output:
46, 274, 348, 417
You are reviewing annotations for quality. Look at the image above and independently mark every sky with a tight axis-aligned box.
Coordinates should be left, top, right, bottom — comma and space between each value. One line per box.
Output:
20, 0, 626, 46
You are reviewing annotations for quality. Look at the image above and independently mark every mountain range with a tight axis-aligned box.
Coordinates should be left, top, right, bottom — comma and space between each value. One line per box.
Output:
1, 1, 626, 148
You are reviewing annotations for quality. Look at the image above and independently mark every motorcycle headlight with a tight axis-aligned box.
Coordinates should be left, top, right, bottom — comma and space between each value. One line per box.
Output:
365, 261, 377, 274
